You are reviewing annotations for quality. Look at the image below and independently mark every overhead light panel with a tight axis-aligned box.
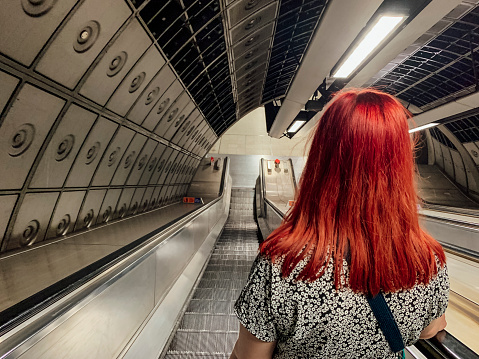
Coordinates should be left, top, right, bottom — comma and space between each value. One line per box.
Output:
287, 120, 306, 133
409, 123, 439, 133
333, 15, 405, 78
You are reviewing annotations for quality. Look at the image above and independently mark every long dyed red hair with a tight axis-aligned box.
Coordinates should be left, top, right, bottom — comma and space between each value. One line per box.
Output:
260, 88, 445, 295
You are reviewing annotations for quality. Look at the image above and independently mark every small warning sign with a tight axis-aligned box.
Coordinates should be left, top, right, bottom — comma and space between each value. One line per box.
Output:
183, 197, 204, 204
288, 200, 295, 207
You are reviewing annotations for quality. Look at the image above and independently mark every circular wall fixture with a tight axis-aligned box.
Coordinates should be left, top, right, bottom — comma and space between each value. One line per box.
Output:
244, 48, 258, 59
142, 200, 148, 212
102, 206, 112, 223
187, 125, 195, 136
148, 157, 157, 172
181, 121, 190, 133
108, 147, 121, 167
167, 108, 179, 122
22, 0, 55, 17
107, 51, 127, 77
85, 141, 101, 164
129, 72, 146, 93
164, 162, 171, 173
245, 0, 258, 10
9, 123, 35, 157
138, 154, 147, 170
74, 20, 100, 53
83, 209, 94, 228
145, 87, 160, 105
245, 59, 258, 70
118, 203, 127, 218
150, 198, 156, 208
124, 151, 136, 168
245, 34, 259, 47
55, 134, 75, 161
157, 159, 165, 173
175, 115, 185, 128
157, 98, 170, 114
56, 214, 70, 236
245, 16, 262, 30
130, 202, 138, 215
20, 220, 40, 246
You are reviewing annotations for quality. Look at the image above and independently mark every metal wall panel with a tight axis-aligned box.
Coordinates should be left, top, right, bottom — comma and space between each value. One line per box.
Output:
442, 144, 454, 177
0, 84, 65, 189
180, 116, 203, 149
91, 127, 136, 186
126, 139, 158, 186
158, 186, 168, 206
176, 111, 200, 148
6, 192, 59, 250
0, 195, 18, 248
96, 188, 122, 225
227, 0, 273, 28
149, 147, 173, 185
164, 102, 195, 142
65, 117, 118, 188
129, 187, 146, 215
74, 189, 106, 230
115, 188, 135, 220
138, 143, 166, 186
107, 46, 165, 116
141, 80, 184, 131
451, 150, 467, 188
151, 186, 163, 209
230, 2, 278, 44
154, 92, 190, 138
186, 121, 208, 152
234, 39, 270, 70
0, 71, 19, 114
79, 19, 152, 105
170, 154, 185, 184
158, 150, 179, 185
140, 186, 155, 212
110, 133, 147, 186
0, 0, 78, 66
164, 186, 174, 204
47, 191, 86, 239
30, 104, 97, 188
35, 0, 131, 89
232, 22, 274, 58
127, 64, 176, 125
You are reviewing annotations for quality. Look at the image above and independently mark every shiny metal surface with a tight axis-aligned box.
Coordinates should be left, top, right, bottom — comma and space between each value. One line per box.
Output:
35, 0, 131, 89
0, 158, 231, 359
30, 104, 97, 188
79, 19, 152, 106
106, 45, 165, 116
0, 84, 65, 190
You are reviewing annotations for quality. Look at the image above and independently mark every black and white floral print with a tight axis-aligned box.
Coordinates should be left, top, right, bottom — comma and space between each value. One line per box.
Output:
234, 255, 449, 358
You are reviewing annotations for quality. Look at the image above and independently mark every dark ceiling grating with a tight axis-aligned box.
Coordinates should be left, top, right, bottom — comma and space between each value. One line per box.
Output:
371, 2, 479, 111
262, 0, 328, 104
430, 127, 457, 150
444, 114, 479, 143
139, 0, 236, 135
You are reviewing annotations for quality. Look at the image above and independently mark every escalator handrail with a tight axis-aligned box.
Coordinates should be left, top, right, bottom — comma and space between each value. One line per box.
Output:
0, 158, 230, 337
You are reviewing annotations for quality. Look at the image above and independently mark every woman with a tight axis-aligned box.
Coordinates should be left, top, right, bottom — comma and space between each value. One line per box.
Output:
230, 89, 449, 358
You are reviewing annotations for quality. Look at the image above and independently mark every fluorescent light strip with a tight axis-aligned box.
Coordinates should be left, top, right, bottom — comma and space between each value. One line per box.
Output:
288, 120, 306, 133
409, 122, 439, 133
333, 16, 404, 78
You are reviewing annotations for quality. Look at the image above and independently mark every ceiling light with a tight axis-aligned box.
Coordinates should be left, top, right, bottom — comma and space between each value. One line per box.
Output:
333, 15, 405, 78
409, 122, 439, 133
287, 120, 306, 133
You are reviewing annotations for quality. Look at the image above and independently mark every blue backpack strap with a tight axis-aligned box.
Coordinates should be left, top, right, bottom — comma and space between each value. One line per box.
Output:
367, 293, 405, 353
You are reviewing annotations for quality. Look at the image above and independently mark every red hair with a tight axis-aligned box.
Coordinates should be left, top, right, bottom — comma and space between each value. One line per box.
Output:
260, 88, 445, 295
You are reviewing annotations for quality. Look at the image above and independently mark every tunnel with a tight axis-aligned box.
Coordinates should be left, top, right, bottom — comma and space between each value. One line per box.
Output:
0, 0, 478, 358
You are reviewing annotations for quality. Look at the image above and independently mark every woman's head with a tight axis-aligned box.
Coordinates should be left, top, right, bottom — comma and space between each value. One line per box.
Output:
260, 88, 445, 295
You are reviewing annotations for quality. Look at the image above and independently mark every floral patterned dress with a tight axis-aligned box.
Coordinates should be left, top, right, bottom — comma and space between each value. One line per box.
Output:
234, 255, 449, 358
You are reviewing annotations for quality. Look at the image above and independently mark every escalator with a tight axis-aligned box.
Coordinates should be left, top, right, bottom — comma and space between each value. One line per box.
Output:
164, 188, 258, 358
